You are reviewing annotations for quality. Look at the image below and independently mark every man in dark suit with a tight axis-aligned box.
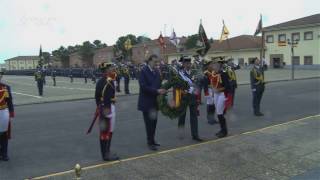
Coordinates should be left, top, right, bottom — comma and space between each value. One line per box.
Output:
138, 54, 167, 151
178, 56, 203, 142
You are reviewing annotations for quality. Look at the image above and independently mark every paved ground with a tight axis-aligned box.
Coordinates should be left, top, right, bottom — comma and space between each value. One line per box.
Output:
0, 78, 319, 180
3, 69, 320, 105
44, 115, 320, 180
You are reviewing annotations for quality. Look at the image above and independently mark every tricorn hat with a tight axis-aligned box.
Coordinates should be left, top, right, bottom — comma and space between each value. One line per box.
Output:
99, 62, 115, 71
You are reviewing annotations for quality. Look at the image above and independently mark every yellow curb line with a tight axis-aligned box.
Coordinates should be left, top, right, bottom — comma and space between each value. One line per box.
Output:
29, 114, 320, 179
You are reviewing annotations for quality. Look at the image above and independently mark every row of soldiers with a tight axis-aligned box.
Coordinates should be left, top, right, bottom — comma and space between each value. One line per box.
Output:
33, 63, 135, 96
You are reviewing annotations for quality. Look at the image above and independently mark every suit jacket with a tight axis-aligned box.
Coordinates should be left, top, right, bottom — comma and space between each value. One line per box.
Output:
138, 66, 161, 112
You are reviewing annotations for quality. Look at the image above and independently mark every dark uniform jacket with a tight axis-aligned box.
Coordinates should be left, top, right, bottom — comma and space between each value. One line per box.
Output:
95, 77, 115, 109
250, 66, 265, 90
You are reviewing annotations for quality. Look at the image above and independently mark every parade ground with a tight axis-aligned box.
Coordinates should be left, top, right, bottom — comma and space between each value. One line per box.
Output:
2, 69, 320, 105
0, 78, 319, 180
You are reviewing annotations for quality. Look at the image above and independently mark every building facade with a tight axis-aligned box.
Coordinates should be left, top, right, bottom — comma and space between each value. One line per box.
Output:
132, 37, 185, 64
167, 35, 262, 66
4, 56, 40, 70
264, 14, 320, 68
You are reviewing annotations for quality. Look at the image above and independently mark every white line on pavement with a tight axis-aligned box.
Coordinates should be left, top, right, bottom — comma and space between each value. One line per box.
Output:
12, 92, 42, 98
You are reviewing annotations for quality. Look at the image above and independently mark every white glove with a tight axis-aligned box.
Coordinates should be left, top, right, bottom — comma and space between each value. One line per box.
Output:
188, 87, 194, 94
252, 88, 256, 92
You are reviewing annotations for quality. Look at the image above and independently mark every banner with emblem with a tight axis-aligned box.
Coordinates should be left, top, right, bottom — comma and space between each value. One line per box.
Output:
195, 21, 211, 57
219, 20, 230, 43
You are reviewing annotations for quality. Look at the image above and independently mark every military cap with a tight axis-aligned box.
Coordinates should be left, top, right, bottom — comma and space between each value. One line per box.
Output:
179, 56, 192, 63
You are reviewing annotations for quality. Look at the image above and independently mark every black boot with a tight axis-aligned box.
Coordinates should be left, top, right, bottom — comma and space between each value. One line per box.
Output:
104, 133, 119, 161
0, 132, 9, 161
100, 139, 108, 160
207, 105, 218, 125
216, 115, 228, 138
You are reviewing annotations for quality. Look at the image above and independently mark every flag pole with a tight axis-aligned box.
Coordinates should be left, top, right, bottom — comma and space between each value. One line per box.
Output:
260, 14, 264, 65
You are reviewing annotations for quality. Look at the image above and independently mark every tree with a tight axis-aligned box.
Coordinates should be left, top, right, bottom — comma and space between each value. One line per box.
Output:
93, 40, 107, 49
42, 52, 51, 64
137, 36, 151, 44
185, 34, 199, 49
79, 41, 95, 66
52, 46, 70, 68
116, 34, 138, 60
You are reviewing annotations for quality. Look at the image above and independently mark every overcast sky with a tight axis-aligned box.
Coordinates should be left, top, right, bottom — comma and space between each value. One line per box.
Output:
0, 0, 319, 62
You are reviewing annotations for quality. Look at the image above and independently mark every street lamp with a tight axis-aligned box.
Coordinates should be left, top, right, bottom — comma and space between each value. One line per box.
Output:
287, 38, 299, 80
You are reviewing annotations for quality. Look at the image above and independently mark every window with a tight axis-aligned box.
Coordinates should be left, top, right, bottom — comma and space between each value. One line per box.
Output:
304, 56, 313, 65
292, 56, 300, 65
304, 31, 313, 40
238, 58, 244, 66
266, 35, 274, 43
292, 33, 300, 41
278, 34, 286, 42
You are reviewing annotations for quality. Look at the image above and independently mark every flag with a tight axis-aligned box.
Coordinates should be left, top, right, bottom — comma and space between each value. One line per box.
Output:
219, 20, 229, 42
124, 38, 132, 51
254, 15, 262, 36
158, 32, 166, 49
196, 21, 211, 57
169, 29, 180, 47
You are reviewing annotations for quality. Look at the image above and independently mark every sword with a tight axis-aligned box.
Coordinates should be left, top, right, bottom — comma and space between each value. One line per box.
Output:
86, 107, 99, 134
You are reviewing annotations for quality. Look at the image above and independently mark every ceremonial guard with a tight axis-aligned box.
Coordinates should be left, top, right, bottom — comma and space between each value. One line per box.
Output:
177, 56, 202, 142
35, 67, 45, 96
89, 62, 119, 161
203, 59, 218, 125
83, 69, 88, 84
0, 70, 15, 161
226, 59, 238, 106
250, 57, 265, 116
91, 68, 97, 84
208, 57, 231, 138
51, 69, 57, 86
69, 68, 74, 83
138, 54, 166, 151
123, 64, 130, 94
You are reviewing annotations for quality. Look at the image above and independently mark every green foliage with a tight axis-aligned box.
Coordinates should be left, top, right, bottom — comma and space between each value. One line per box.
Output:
42, 52, 51, 64
157, 68, 190, 119
52, 46, 70, 68
137, 36, 151, 43
185, 34, 199, 49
